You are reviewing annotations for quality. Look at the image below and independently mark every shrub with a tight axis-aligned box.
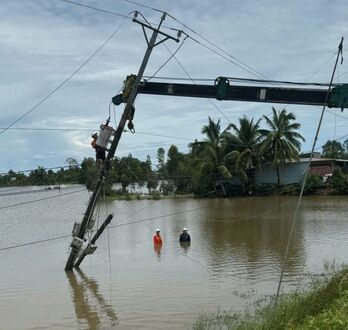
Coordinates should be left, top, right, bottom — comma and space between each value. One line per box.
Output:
331, 167, 348, 194
150, 190, 161, 200
303, 174, 322, 194
280, 184, 300, 195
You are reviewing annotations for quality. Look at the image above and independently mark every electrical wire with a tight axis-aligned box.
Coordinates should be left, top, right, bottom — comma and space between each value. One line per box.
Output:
60, 0, 172, 30
60, 0, 131, 19
0, 188, 86, 210
143, 75, 337, 87
2, 126, 348, 178
159, 41, 233, 125
0, 164, 76, 176
0, 187, 62, 197
121, 0, 164, 14
132, 16, 233, 124
337, 69, 348, 79
0, 127, 193, 141
304, 52, 338, 83
143, 76, 215, 82
146, 36, 188, 81
274, 38, 344, 306
63, 0, 275, 83
0, 16, 128, 136
0, 234, 71, 252
119, 0, 273, 81
169, 22, 272, 82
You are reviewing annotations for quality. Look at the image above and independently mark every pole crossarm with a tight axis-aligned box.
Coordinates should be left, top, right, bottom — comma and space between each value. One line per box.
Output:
133, 18, 180, 43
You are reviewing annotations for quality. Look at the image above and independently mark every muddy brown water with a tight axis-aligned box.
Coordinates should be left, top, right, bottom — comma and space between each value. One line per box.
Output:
1, 186, 348, 329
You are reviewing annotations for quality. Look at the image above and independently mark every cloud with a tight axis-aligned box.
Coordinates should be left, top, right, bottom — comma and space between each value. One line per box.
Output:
0, 0, 348, 172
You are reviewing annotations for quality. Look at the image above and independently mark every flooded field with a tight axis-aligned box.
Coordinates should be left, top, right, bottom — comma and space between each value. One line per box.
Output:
1, 186, 348, 329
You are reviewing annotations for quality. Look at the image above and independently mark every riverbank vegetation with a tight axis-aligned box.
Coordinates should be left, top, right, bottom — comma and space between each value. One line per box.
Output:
193, 266, 348, 330
2, 108, 348, 197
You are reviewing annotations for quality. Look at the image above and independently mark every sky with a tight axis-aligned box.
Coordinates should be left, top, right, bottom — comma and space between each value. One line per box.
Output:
1, 0, 348, 173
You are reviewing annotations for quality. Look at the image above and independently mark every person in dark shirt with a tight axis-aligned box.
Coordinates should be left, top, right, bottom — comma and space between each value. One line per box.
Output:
179, 227, 191, 242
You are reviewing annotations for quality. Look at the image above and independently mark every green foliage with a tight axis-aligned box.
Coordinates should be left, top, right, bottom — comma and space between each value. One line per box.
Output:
322, 140, 345, 159
190, 117, 234, 195
332, 167, 348, 194
259, 107, 305, 187
150, 190, 161, 200
159, 181, 175, 195
0, 112, 317, 199
225, 115, 263, 182
193, 267, 348, 330
304, 174, 323, 194
255, 183, 277, 196
280, 184, 300, 195
156, 147, 166, 179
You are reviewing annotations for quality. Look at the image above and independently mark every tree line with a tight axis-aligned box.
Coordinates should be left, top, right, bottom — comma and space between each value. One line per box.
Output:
1, 107, 348, 196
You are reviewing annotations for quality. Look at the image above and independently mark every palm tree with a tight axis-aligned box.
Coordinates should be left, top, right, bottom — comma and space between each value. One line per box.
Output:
259, 107, 305, 187
190, 117, 235, 194
224, 116, 263, 182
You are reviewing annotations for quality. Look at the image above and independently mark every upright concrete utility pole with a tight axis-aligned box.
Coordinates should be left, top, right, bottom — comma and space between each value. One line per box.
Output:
65, 12, 180, 271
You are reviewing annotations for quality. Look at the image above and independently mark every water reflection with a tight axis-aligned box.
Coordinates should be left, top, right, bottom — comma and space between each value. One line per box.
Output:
180, 241, 191, 255
66, 269, 117, 329
3, 194, 348, 329
200, 197, 305, 276
154, 243, 162, 258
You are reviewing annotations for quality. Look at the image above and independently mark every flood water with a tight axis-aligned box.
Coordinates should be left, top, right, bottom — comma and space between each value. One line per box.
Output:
1, 185, 348, 329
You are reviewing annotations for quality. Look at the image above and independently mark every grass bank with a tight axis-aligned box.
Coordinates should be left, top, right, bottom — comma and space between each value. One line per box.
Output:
193, 267, 348, 330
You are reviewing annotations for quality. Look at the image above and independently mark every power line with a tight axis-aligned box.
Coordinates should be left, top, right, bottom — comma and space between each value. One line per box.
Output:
143, 75, 336, 87
0, 127, 193, 141
60, 0, 131, 19
168, 21, 273, 81
119, 0, 272, 81
121, 0, 164, 14
0, 187, 62, 197
158, 40, 233, 125
274, 38, 344, 306
135, 16, 234, 125
146, 36, 188, 81
143, 76, 215, 82
0, 17, 128, 136
63, 0, 272, 82
60, 0, 171, 30
2, 128, 348, 177
0, 234, 71, 252
0, 200, 284, 254
0, 164, 75, 176
0, 188, 86, 210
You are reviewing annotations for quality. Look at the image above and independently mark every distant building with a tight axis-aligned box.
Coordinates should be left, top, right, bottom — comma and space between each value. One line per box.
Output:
300, 152, 322, 159
255, 158, 348, 185
221, 158, 348, 191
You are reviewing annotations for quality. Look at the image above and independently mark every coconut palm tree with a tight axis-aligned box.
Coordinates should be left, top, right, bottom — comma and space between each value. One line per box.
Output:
259, 107, 305, 187
224, 116, 263, 182
190, 117, 236, 194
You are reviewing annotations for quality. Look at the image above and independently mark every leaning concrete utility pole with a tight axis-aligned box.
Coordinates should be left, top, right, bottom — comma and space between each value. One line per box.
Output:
65, 12, 180, 271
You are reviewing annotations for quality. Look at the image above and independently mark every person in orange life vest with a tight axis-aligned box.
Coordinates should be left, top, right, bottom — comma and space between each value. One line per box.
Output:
91, 133, 106, 166
153, 229, 162, 244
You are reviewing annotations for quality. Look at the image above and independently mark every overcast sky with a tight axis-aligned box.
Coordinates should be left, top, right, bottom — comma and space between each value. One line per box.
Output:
1, 0, 348, 173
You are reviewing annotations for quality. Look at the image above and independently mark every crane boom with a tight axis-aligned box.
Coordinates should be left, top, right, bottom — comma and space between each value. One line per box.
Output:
113, 76, 348, 110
